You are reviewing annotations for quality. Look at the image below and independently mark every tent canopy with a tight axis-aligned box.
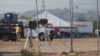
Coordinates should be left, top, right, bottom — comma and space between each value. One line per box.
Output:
32, 11, 70, 27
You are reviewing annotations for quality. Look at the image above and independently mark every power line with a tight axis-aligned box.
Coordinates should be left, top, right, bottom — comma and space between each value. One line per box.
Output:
0, 6, 98, 11
40, 1, 97, 5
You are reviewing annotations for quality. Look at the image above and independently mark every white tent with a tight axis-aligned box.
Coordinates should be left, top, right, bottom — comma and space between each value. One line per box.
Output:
33, 11, 70, 27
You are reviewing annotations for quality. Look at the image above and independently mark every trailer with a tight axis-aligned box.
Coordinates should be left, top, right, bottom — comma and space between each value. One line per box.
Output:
0, 22, 23, 41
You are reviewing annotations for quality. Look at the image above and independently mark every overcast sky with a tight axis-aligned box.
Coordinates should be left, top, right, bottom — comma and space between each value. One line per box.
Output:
0, 0, 99, 13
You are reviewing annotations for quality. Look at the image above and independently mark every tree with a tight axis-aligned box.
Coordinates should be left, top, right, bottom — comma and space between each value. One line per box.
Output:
93, 20, 97, 29
20, 15, 32, 19
20, 16, 26, 19
93, 19, 100, 29
76, 17, 87, 21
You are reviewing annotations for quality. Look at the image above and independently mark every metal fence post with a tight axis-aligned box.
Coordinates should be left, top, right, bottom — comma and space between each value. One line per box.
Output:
69, 0, 74, 53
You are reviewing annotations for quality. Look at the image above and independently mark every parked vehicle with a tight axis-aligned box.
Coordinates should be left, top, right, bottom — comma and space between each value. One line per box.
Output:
0, 12, 23, 41
23, 19, 59, 41
24, 26, 57, 41
0, 22, 23, 41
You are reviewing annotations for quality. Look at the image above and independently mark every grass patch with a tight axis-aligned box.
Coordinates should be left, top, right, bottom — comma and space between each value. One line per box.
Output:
20, 49, 43, 56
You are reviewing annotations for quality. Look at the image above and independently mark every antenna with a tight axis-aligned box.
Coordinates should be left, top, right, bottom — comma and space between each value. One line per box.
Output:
42, 0, 45, 12
41, 0, 45, 18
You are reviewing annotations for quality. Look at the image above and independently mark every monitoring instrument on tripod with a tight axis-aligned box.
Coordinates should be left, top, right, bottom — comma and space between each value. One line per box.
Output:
23, 19, 54, 50
23, 20, 38, 49
39, 19, 52, 42
39, 19, 53, 52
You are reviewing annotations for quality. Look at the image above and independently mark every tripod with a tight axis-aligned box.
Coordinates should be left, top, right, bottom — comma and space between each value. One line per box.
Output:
23, 28, 42, 53
43, 24, 53, 54
23, 29, 33, 50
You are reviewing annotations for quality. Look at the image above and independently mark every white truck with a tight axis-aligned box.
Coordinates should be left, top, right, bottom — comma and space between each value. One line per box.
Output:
24, 26, 56, 41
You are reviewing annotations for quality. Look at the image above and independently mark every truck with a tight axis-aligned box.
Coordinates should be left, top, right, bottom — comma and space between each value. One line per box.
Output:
24, 19, 59, 41
24, 26, 57, 41
0, 12, 23, 41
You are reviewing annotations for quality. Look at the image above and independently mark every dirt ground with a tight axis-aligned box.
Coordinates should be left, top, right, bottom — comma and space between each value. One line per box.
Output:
0, 37, 100, 56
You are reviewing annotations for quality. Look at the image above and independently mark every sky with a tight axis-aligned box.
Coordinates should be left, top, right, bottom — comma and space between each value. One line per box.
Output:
0, 0, 99, 13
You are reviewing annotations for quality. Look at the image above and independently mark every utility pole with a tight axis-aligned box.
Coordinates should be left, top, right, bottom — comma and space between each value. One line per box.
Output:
97, 0, 100, 52
69, 0, 74, 53
36, 0, 40, 52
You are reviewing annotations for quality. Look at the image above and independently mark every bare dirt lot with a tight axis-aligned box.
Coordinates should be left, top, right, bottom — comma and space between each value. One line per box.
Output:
0, 37, 100, 56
